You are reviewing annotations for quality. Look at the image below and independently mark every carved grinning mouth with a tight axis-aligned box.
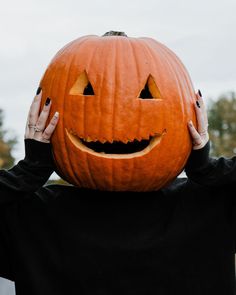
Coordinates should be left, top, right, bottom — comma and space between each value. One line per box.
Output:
81, 137, 152, 154
66, 129, 166, 159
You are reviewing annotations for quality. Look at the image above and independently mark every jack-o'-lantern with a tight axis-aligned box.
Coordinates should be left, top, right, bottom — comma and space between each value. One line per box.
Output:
39, 31, 196, 191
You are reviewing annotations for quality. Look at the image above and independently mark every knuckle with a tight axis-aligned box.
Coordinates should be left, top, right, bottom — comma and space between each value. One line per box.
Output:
34, 94, 40, 101
42, 108, 48, 114
50, 120, 57, 127
35, 122, 42, 129
43, 130, 51, 138
32, 98, 37, 104
43, 104, 50, 110
195, 138, 202, 145
29, 113, 35, 121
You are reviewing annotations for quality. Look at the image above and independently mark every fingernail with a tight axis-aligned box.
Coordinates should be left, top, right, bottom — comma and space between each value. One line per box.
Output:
188, 120, 193, 127
198, 89, 202, 97
196, 100, 201, 108
45, 97, 51, 106
54, 111, 59, 117
36, 87, 42, 95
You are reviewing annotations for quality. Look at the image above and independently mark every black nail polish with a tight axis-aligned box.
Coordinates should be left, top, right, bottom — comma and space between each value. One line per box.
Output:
45, 97, 51, 106
36, 87, 42, 95
196, 100, 201, 108
198, 89, 202, 97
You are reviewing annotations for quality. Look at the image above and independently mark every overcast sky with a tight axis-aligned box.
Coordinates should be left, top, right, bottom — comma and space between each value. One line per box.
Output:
0, 0, 236, 163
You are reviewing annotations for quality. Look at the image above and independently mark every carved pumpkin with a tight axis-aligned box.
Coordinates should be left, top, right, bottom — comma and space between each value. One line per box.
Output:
39, 31, 196, 191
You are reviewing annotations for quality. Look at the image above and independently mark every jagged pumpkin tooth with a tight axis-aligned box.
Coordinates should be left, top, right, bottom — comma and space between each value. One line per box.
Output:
143, 135, 150, 141
99, 138, 107, 144
123, 138, 129, 144
86, 136, 93, 142
136, 136, 143, 142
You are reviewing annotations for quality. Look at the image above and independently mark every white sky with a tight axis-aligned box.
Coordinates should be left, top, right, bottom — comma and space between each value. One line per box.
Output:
0, 0, 236, 163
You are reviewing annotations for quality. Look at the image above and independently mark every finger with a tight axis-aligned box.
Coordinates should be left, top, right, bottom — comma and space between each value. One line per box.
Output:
187, 120, 204, 149
188, 120, 201, 141
194, 99, 205, 134
25, 88, 42, 139
34, 97, 51, 140
196, 90, 208, 129
40, 112, 59, 143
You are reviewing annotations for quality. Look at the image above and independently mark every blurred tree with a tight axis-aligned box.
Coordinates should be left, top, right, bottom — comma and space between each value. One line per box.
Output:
207, 91, 236, 157
47, 177, 69, 186
0, 109, 17, 169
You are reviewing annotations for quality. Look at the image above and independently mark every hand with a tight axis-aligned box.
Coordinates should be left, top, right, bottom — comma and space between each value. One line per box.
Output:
188, 90, 209, 150
24, 87, 59, 143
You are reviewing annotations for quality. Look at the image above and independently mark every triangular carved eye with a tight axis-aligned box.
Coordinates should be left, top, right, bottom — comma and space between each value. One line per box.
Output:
139, 75, 162, 99
70, 71, 95, 95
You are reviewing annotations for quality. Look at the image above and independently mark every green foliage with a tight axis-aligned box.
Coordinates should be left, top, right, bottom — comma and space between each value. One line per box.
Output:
207, 92, 236, 157
0, 109, 17, 169
46, 177, 70, 186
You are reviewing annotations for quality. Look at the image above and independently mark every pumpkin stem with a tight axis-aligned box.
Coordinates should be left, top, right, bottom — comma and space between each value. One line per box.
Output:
102, 31, 127, 37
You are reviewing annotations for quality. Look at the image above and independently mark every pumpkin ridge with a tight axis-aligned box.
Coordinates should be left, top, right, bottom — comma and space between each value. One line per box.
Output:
147, 38, 193, 189
111, 38, 118, 144
164, 45, 195, 117
128, 38, 143, 140
155, 41, 192, 180
63, 38, 95, 187
51, 54, 69, 183
82, 38, 103, 188
163, 46, 195, 173
63, 45, 84, 186
140, 38, 185, 190
99, 38, 114, 144
42, 44, 78, 183
127, 38, 148, 189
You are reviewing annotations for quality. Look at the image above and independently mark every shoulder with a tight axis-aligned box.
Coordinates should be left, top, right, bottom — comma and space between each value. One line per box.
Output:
161, 177, 188, 196
35, 184, 79, 203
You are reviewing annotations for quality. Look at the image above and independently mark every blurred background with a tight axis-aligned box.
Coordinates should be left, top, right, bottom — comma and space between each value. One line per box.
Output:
0, 0, 236, 293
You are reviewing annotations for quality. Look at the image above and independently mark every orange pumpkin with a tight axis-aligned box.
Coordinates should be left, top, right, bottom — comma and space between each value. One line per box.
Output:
39, 31, 196, 191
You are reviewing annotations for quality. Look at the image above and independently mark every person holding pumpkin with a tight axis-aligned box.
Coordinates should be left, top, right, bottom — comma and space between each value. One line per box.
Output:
0, 87, 232, 295
0, 32, 235, 295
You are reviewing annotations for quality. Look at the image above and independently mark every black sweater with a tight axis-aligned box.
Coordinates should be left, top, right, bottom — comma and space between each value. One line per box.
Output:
0, 139, 236, 295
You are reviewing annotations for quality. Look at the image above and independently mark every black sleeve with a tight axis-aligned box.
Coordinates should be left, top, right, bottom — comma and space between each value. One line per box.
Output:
0, 218, 14, 281
0, 138, 55, 204
0, 139, 55, 280
185, 141, 236, 187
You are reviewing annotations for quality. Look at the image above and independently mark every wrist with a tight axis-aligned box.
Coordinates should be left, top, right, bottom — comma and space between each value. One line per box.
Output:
24, 138, 55, 168
185, 141, 211, 172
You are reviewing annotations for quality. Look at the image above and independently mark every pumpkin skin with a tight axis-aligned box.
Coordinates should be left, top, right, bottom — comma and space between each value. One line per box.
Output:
39, 32, 196, 191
